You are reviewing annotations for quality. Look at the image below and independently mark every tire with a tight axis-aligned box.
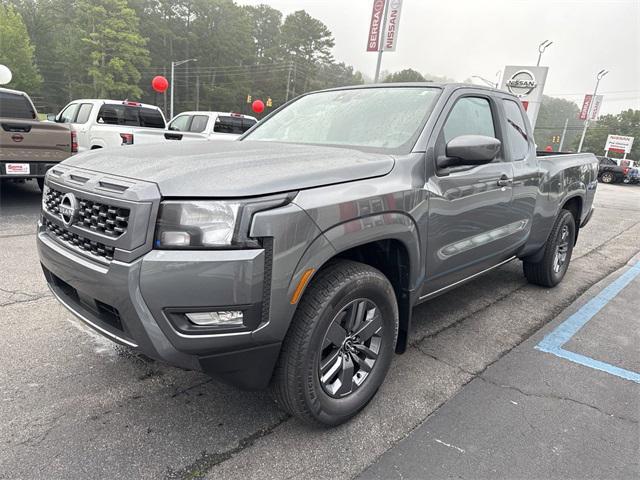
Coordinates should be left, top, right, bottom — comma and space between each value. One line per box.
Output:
523, 209, 576, 287
270, 259, 398, 426
600, 171, 615, 183
36, 177, 45, 192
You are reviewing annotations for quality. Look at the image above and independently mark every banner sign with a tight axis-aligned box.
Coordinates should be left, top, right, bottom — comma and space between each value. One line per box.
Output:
590, 95, 604, 120
579, 94, 593, 120
605, 134, 634, 154
383, 0, 403, 51
500, 65, 549, 129
367, 0, 386, 52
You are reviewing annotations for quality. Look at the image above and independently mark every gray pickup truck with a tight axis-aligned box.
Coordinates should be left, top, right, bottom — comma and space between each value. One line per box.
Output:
37, 84, 598, 426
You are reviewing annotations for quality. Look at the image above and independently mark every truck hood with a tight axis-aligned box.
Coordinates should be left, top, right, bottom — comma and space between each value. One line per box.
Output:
62, 140, 395, 197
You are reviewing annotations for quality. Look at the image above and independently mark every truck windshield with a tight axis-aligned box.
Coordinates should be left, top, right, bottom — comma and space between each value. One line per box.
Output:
244, 87, 440, 152
0, 92, 36, 119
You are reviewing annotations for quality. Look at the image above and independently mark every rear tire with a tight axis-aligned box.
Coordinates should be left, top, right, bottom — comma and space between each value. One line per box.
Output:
523, 209, 575, 287
270, 260, 398, 426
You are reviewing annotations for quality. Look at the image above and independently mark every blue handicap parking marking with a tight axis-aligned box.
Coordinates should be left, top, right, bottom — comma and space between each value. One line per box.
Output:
535, 262, 640, 384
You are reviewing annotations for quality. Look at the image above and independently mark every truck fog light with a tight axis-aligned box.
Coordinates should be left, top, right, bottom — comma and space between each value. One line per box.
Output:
185, 311, 244, 327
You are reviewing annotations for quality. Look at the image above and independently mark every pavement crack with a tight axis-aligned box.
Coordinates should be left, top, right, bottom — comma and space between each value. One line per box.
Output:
476, 375, 639, 425
171, 379, 215, 398
0, 289, 52, 308
165, 414, 291, 480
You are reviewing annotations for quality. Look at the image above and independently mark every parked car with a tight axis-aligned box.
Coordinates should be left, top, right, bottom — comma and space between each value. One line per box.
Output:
623, 167, 639, 184
596, 156, 629, 183
0, 87, 76, 191
38, 83, 598, 426
49, 99, 166, 151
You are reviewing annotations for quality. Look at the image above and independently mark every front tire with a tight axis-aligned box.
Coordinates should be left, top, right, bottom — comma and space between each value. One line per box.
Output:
523, 209, 576, 287
270, 260, 398, 426
600, 171, 615, 183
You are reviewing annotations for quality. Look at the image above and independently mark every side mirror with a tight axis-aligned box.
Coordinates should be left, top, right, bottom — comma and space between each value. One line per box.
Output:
46, 114, 57, 122
437, 135, 501, 169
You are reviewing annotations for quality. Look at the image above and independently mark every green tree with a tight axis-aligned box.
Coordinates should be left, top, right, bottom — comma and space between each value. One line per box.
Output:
77, 0, 150, 98
0, 4, 42, 92
383, 68, 425, 83
575, 109, 640, 159
534, 95, 582, 151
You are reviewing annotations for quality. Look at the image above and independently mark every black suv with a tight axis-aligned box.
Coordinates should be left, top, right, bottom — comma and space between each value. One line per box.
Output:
597, 156, 628, 183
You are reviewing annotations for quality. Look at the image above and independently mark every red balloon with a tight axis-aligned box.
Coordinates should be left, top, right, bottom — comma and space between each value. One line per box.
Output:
544, 145, 553, 152
252, 99, 265, 114
151, 75, 169, 93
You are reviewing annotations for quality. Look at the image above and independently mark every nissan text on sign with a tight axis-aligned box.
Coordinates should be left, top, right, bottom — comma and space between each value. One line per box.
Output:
383, 0, 403, 51
500, 65, 548, 129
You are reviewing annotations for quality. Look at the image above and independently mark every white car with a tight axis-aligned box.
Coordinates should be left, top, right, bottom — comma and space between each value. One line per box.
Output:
50, 99, 166, 151
166, 111, 258, 140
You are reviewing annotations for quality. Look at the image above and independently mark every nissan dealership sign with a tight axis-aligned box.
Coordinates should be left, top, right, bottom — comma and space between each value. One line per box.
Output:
500, 65, 549, 129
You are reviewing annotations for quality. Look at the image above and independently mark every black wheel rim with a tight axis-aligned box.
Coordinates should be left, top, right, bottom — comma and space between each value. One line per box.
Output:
318, 298, 382, 398
553, 224, 570, 273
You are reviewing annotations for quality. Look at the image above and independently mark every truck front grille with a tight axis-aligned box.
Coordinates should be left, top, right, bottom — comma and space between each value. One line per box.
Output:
45, 219, 115, 261
44, 187, 130, 237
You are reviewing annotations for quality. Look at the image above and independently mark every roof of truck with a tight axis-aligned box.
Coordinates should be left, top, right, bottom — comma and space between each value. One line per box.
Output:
68, 99, 161, 110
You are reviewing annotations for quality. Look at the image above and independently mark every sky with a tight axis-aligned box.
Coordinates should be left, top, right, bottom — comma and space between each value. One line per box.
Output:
237, 0, 640, 115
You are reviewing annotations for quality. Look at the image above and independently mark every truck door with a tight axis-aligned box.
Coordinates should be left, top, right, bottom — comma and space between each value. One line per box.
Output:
422, 91, 521, 297
72, 103, 94, 152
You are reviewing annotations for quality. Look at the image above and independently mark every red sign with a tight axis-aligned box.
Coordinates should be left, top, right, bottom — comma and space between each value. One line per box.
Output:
367, 0, 385, 52
579, 94, 593, 120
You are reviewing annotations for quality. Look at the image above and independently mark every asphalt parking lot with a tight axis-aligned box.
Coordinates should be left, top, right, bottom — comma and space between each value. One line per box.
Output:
1, 179, 639, 480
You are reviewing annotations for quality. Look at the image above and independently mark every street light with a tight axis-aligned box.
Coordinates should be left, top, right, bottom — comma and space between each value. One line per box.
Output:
577, 69, 609, 153
170, 58, 197, 119
471, 75, 497, 88
537, 40, 553, 66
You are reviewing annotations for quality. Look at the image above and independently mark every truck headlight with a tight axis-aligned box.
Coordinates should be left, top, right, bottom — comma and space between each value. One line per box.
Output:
154, 194, 294, 249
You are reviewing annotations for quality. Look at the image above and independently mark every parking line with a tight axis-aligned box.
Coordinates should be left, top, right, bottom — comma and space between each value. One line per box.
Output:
535, 261, 640, 384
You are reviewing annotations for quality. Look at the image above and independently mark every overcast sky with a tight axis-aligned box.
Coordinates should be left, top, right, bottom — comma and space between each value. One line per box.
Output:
238, 0, 640, 115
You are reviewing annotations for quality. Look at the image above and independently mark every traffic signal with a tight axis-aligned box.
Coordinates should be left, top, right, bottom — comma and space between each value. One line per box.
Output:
551, 135, 561, 143
246, 94, 252, 104
266, 97, 273, 108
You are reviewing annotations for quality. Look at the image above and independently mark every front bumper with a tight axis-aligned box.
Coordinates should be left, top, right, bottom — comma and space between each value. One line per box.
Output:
37, 224, 281, 390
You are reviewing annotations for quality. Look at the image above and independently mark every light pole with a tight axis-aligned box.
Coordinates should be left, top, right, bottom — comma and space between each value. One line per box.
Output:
537, 40, 553, 66
577, 69, 608, 153
170, 58, 197, 119
373, 0, 389, 83
471, 75, 498, 88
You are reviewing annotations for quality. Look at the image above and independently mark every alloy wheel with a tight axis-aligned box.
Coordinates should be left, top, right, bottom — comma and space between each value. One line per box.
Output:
318, 298, 382, 398
553, 224, 570, 273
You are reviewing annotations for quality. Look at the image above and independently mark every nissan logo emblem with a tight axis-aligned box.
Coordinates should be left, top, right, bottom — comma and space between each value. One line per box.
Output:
59, 192, 79, 227
506, 70, 537, 96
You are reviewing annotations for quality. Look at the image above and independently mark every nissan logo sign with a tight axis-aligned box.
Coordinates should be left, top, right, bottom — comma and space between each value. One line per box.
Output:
506, 70, 537, 96
59, 192, 79, 227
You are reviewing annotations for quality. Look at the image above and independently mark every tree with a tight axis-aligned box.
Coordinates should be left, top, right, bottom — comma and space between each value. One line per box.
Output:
534, 95, 582, 151
77, 0, 150, 98
575, 109, 640, 159
0, 4, 42, 92
383, 68, 425, 83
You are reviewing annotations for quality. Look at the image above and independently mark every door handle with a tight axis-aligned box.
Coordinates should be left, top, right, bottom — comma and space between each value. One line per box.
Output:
497, 175, 513, 187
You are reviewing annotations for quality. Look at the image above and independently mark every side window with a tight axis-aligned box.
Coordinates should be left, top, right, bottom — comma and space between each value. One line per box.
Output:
58, 103, 79, 123
75, 103, 93, 124
443, 97, 495, 143
169, 115, 191, 131
189, 115, 208, 133
503, 99, 530, 161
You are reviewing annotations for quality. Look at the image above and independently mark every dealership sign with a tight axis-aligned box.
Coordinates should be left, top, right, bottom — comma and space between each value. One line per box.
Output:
383, 0, 403, 51
500, 65, 549, 129
579, 94, 604, 120
590, 95, 604, 120
579, 94, 593, 120
367, 0, 385, 52
605, 135, 634, 154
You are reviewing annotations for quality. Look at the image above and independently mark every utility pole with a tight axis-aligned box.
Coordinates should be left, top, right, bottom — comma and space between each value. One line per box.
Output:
558, 118, 568, 151
170, 58, 197, 119
373, 0, 389, 83
285, 60, 293, 102
195, 75, 200, 111
578, 69, 608, 153
537, 40, 553, 66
